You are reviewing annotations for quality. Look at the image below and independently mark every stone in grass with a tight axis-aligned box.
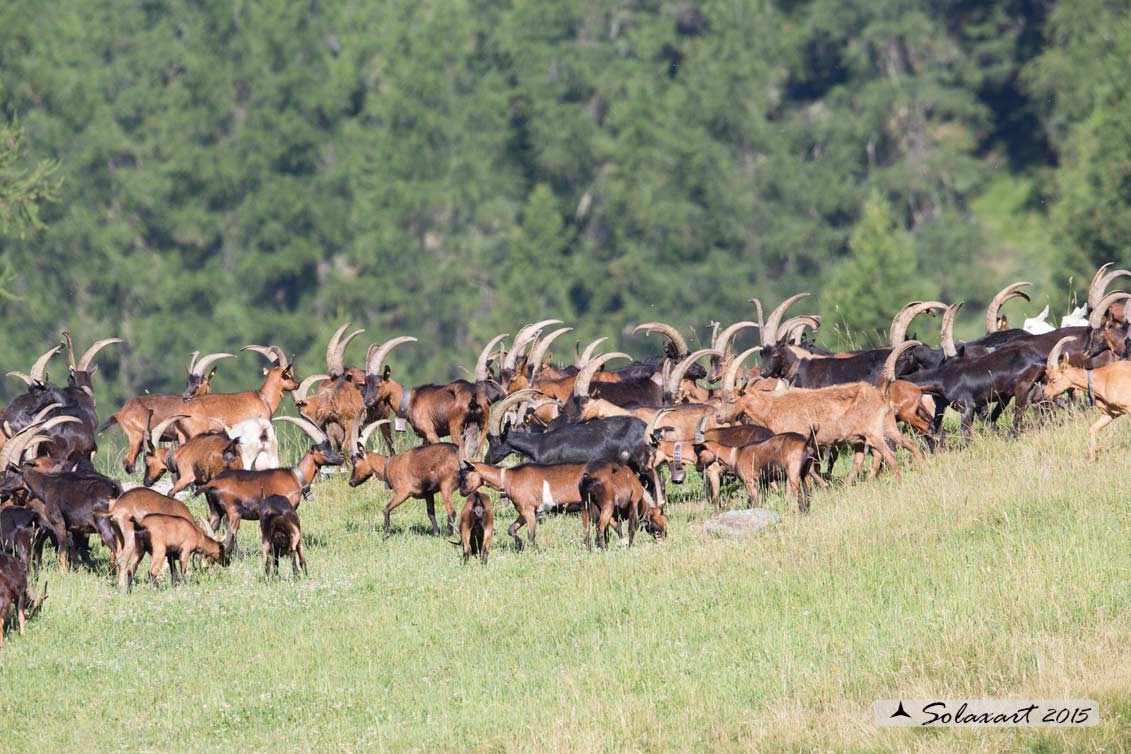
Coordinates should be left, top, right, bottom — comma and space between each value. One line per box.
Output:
703, 508, 780, 537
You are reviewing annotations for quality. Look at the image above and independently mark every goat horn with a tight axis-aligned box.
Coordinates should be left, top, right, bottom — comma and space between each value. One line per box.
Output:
779, 316, 821, 345
241, 345, 289, 368
348, 409, 365, 454
190, 352, 236, 377
643, 408, 676, 442
187, 351, 200, 374
749, 298, 766, 344
631, 322, 688, 358
2, 416, 82, 467
883, 340, 920, 385
1046, 335, 1076, 374
6, 372, 33, 386
527, 327, 573, 378
488, 389, 542, 437
985, 282, 1032, 333
502, 320, 562, 373
151, 414, 188, 448
28, 344, 63, 384
61, 331, 76, 371
720, 347, 762, 402
32, 403, 62, 423
1087, 263, 1131, 311
711, 321, 759, 356
890, 301, 947, 347
577, 337, 609, 368
20, 434, 55, 462
573, 352, 632, 398
326, 323, 365, 377
294, 374, 329, 402
75, 338, 122, 372
272, 416, 328, 446
941, 302, 964, 358
365, 336, 417, 377
762, 294, 810, 345
1089, 291, 1131, 330
359, 419, 390, 451
473, 334, 509, 383
665, 349, 721, 399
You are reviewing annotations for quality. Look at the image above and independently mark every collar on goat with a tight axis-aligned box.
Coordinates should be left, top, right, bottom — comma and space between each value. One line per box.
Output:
257, 391, 274, 416
291, 465, 308, 489
397, 388, 413, 418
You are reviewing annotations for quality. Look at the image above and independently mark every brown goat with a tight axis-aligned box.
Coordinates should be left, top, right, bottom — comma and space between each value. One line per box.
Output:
259, 491, 307, 578
0, 552, 45, 646
100, 352, 230, 473
458, 461, 588, 549
175, 360, 299, 440
106, 487, 198, 591
348, 417, 462, 536
197, 417, 343, 553
716, 342, 921, 481
449, 490, 494, 564
578, 461, 662, 550
694, 429, 820, 513
128, 512, 228, 588
140, 414, 242, 496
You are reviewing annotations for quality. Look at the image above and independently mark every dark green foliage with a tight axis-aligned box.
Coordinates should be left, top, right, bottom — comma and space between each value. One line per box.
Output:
0, 0, 1120, 405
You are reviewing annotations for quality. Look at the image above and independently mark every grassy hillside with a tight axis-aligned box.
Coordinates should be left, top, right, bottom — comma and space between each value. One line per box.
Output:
2, 410, 1130, 753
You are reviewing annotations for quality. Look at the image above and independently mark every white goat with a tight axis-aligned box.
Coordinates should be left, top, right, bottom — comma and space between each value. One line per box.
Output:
1022, 305, 1055, 334
225, 417, 279, 470
1061, 303, 1089, 328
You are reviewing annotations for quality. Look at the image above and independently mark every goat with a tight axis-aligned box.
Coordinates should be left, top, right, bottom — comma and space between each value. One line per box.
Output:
291, 323, 372, 452
693, 428, 819, 513
347, 416, 462, 536
173, 347, 299, 440
105, 487, 198, 591
578, 461, 662, 550
128, 513, 228, 588
1044, 337, 1131, 461
0, 553, 45, 646
1023, 305, 1055, 335
140, 414, 242, 495
99, 351, 231, 473
449, 490, 493, 564
197, 417, 343, 554
458, 461, 589, 549
687, 419, 775, 507
259, 491, 307, 578
717, 342, 921, 481
361, 336, 491, 458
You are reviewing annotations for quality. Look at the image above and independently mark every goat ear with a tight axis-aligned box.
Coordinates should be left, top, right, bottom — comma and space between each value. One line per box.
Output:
262, 367, 269, 376
207, 368, 217, 379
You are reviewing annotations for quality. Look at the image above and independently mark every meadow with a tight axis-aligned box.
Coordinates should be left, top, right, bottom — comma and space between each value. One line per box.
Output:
1, 410, 1129, 753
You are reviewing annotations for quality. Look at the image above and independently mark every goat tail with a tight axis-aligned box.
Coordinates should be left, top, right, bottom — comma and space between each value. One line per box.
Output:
97, 415, 118, 434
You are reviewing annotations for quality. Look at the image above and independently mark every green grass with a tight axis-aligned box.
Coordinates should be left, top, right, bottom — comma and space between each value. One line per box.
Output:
3, 411, 1131, 753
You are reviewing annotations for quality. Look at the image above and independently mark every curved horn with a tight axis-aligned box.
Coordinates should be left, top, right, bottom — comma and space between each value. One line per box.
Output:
240, 345, 289, 367
1087, 263, 1131, 310
573, 352, 632, 398
473, 334, 509, 382
75, 338, 122, 372
502, 320, 562, 373
21, 434, 56, 462
31, 403, 62, 424
631, 322, 688, 358
643, 408, 676, 441
1089, 291, 1131, 329
326, 323, 365, 377
190, 352, 235, 377
365, 337, 417, 377
1046, 335, 1075, 374
749, 298, 766, 345
762, 294, 810, 345
151, 414, 188, 448
272, 416, 328, 446
665, 349, 722, 399
348, 409, 365, 454
359, 419, 390, 451
985, 282, 1032, 333
721, 347, 763, 401
883, 340, 920, 385
28, 344, 63, 384
187, 351, 199, 374
293, 374, 329, 402
778, 316, 821, 345
941, 302, 964, 358
61, 331, 76, 371
577, 337, 609, 368
890, 301, 947, 347
527, 327, 573, 377
488, 389, 542, 436
712, 321, 759, 356
6, 372, 33, 386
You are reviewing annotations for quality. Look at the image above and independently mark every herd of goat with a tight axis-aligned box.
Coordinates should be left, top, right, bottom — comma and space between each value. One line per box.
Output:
3, 263, 1131, 645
